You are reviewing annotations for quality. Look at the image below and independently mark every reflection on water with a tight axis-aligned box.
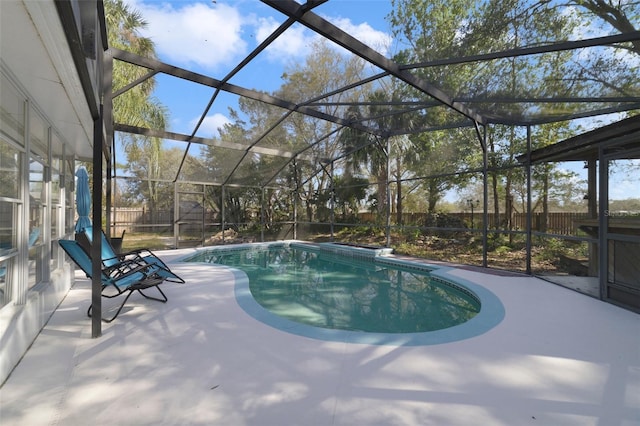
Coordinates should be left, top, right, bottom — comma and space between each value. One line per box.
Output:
190, 247, 480, 333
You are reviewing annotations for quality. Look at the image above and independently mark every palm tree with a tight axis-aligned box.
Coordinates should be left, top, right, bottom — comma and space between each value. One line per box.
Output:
340, 86, 417, 224
105, 0, 168, 217
339, 104, 388, 221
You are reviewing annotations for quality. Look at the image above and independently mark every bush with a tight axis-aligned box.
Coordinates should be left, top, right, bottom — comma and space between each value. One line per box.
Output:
535, 237, 568, 262
494, 245, 512, 255
422, 212, 468, 238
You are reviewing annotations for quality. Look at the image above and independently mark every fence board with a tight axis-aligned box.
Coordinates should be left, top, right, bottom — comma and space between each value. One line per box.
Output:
110, 208, 590, 236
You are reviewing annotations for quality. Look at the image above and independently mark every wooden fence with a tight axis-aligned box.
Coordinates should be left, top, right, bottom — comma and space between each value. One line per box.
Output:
109, 206, 215, 235
111, 207, 591, 236
358, 211, 591, 235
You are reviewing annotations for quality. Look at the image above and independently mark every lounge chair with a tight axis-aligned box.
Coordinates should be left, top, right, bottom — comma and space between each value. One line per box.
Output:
82, 226, 184, 284
59, 239, 174, 322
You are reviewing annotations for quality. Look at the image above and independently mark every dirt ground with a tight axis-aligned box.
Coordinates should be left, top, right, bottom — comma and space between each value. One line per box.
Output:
125, 229, 583, 276
308, 231, 580, 275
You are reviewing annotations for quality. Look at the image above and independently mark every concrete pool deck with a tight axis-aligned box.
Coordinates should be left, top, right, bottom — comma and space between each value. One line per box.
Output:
1, 247, 639, 425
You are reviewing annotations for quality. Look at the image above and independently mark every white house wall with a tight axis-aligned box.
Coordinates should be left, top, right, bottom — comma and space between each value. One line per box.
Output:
0, 0, 96, 384
1, 0, 94, 159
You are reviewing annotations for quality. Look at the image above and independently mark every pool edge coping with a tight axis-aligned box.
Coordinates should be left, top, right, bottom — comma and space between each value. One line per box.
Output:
180, 241, 506, 346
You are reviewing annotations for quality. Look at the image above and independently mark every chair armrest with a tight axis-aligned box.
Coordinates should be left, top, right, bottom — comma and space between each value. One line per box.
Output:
103, 258, 158, 279
119, 248, 156, 260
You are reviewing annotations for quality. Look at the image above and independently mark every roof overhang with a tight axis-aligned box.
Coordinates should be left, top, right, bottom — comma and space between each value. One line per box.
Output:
518, 115, 640, 164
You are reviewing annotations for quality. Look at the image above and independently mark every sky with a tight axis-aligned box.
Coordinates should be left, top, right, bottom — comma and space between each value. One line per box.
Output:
120, 0, 638, 201
125, 0, 394, 138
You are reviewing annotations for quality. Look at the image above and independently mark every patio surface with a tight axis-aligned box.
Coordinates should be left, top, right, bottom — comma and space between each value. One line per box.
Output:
1, 248, 639, 426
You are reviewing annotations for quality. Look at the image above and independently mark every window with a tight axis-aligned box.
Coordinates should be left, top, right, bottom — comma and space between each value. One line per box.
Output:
28, 107, 48, 289
65, 158, 75, 235
50, 132, 63, 268
0, 73, 25, 146
0, 74, 25, 307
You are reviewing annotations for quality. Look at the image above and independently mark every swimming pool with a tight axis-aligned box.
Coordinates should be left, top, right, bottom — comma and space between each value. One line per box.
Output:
183, 242, 505, 346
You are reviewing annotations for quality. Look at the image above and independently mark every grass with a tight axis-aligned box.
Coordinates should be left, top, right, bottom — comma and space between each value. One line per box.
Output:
120, 233, 175, 252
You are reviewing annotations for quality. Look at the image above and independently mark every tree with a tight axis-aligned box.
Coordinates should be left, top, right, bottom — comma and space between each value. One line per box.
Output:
283, 40, 371, 223
339, 104, 388, 222
388, 0, 487, 217
411, 127, 479, 213
388, 0, 626, 234
338, 79, 420, 224
119, 147, 185, 211
546, 0, 639, 55
475, 0, 639, 106
333, 175, 369, 221
368, 81, 419, 225
105, 0, 168, 215
199, 110, 260, 229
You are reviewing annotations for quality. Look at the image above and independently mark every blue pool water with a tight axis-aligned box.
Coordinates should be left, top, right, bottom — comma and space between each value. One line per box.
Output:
183, 243, 504, 345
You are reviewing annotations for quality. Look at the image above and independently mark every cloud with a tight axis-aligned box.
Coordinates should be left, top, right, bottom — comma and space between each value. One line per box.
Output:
124, 1, 392, 69
254, 15, 392, 62
329, 17, 391, 56
255, 17, 314, 61
191, 113, 230, 137
133, 1, 248, 71
609, 159, 640, 200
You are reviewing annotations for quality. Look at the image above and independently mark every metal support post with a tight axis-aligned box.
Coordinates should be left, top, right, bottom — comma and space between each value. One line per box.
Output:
386, 137, 391, 247
221, 185, 225, 244
330, 161, 335, 241
104, 49, 113, 239
91, 105, 104, 338
174, 181, 179, 249
293, 160, 297, 240
598, 146, 607, 300
261, 187, 265, 242
525, 125, 532, 275
587, 159, 598, 276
